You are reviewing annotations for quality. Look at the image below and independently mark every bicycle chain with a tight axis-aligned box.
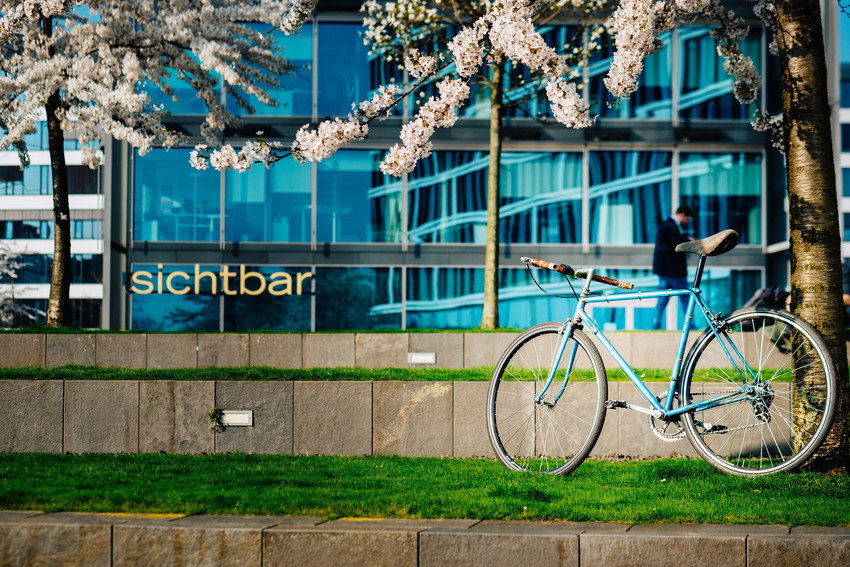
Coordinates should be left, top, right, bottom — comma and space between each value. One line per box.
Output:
675, 389, 772, 437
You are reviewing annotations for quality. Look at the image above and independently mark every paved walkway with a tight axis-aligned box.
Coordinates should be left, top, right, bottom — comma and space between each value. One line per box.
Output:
1, 509, 849, 566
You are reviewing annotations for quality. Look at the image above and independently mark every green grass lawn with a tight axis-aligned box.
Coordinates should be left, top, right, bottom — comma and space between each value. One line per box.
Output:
1, 453, 847, 526
0, 366, 676, 382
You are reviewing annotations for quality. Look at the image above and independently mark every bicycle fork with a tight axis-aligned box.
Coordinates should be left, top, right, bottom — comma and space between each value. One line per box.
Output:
535, 270, 597, 406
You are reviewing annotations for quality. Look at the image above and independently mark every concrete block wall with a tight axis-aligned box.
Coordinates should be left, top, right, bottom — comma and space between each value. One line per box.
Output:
2, 512, 848, 567
1, 379, 709, 459
0, 331, 710, 370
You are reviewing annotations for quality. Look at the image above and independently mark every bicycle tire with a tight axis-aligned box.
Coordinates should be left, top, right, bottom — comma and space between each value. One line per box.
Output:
487, 322, 607, 475
679, 307, 837, 476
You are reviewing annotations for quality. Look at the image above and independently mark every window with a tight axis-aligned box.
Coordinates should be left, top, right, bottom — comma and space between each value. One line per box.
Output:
679, 26, 762, 120
501, 152, 583, 244
0, 165, 98, 196
841, 76, 850, 108
317, 22, 401, 117
315, 266, 401, 331
0, 254, 102, 284
589, 30, 673, 119
406, 267, 483, 329
227, 23, 314, 117
679, 152, 762, 244
589, 151, 673, 245
134, 149, 221, 242
408, 151, 489, 243
225, 158, 312, 242
316, 150, 401, 243
0, 220, 102, 239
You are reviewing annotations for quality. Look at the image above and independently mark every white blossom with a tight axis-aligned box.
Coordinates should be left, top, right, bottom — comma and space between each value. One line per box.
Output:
486, 7, 564, 77
447, 19, 489, 78
405, 50, 440, 80
546, 79, 594, 128
604, 0, 669, 99
718, 43, 760, 104
81, 146, 101, 169
292, 118, 370, 163
0, 0, 74, 41
190, 146, 210, 171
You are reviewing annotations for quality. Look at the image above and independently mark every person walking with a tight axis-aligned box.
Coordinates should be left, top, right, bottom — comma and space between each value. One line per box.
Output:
652, 205, 694, 329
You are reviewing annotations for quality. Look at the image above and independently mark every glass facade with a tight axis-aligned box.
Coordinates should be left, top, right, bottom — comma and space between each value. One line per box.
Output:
227, 24, 314, 116
0, 165, 98, 195
317, 150, 400, 243
0, 254, 102, 284
123, 16, 774, 332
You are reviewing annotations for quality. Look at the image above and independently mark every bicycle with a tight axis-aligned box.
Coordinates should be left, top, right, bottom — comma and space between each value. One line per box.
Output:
486, 229, 838, 477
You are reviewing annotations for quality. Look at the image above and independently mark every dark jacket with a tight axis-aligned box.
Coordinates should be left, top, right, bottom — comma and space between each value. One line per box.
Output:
652, 217, 688, 278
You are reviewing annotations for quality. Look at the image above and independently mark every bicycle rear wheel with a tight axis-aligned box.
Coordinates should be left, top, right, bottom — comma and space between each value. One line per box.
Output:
680, 308, 837, 476
487, 322, 607, 475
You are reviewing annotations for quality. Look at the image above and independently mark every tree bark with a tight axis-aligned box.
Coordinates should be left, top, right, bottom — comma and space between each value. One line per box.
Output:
481, 60, 505, 330
43, 16, 71, 327
776, 0, 849, 472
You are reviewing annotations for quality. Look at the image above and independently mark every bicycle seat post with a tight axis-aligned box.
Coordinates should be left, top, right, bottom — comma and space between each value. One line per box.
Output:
691, 255, 708, 290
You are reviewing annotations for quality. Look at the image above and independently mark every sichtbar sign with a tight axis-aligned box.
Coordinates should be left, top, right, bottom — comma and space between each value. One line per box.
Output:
130, 264, 313, 296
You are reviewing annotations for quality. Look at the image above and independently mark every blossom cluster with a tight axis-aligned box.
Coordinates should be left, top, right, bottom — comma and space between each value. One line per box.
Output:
380, 78, 470, 176
278, 0, 320, 34
405, 50, 440, 80
546, 79, 593, 128
752, 111, 784, 151
0, 0, 73, 41
446, 20, 488, 78
191, 135, 287, 173
486, 6, 564, 78
604, 0, 672, 99
0, 0, 301, 171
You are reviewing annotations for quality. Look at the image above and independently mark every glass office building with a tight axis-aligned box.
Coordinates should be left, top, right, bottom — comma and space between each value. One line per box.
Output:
5, 3, 846, 331
0, 120, 104, 328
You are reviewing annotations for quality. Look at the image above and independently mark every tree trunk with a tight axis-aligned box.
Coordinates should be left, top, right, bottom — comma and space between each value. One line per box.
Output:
481, 60, 505, 330
776, 0, 849, 472
43, 17, 71, 327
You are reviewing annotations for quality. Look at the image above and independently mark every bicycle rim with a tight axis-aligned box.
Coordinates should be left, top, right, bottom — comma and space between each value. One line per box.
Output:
487, 322, 607, 475
680, 308, 837, 476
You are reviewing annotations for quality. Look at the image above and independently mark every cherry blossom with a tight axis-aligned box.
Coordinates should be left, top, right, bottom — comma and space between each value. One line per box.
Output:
192, 0, 780, 176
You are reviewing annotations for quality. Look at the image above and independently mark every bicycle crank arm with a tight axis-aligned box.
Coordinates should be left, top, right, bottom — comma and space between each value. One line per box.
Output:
605, 400, 665, 419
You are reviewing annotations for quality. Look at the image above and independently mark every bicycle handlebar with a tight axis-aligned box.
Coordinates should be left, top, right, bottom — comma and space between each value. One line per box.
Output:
520, 257, 635, 290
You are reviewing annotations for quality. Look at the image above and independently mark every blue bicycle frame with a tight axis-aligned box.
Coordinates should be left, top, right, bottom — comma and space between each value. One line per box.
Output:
535, 255, 760, 420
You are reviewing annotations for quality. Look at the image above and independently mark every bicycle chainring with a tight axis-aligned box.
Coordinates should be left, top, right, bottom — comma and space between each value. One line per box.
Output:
649, 394, 685, 442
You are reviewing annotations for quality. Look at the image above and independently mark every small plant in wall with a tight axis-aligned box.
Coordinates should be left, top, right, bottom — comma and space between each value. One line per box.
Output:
208, 407, 225, 432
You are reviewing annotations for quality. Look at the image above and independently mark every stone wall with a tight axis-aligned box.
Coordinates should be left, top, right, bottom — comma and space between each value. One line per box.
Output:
0, 379, 705, 459
0, 331, 696, 370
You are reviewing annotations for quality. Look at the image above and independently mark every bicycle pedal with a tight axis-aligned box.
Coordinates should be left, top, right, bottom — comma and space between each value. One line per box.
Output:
605, 400, 627, 409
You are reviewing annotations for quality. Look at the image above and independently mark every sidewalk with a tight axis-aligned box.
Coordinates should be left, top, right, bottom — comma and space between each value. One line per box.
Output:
1, 510, 848, 566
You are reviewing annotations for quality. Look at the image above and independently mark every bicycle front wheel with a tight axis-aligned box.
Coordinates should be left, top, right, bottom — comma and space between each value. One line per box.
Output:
680, 308, 837, 476
487, 322, 607, 475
